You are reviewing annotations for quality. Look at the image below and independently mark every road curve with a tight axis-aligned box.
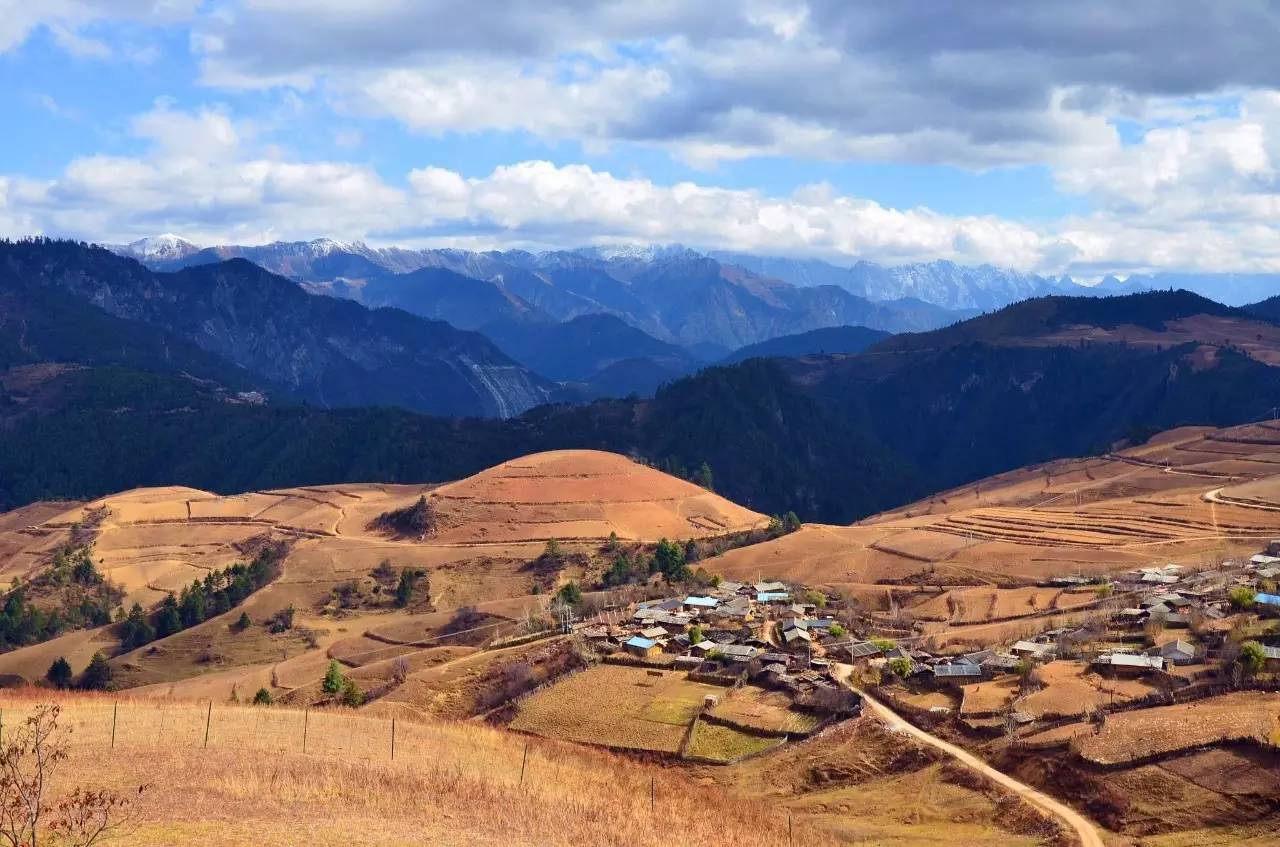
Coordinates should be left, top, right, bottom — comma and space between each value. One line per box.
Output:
833, 665, 1104, 847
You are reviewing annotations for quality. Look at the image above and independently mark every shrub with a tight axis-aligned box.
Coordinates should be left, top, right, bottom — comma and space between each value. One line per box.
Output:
394, 569, 427, 608
233, 611, 251, 632
340, 679, 364, 707
828, 623, 846, 639
322, 660, 345, 695
267, 606, 295, 633
887, 657, 912, 678
45, 657, 72, 689
555, 581, 582, 607
252, 688, 273, 706
1239, 641, 1266, 677
1229, 586, 1257, 610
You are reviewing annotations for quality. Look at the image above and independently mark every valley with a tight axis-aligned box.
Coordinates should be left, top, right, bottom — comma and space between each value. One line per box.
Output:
0, 422, 1278, 845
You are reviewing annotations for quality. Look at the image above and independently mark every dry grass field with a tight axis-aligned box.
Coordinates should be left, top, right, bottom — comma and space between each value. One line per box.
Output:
706, 716, 1060, 846
1074, 692, 1280, 765
1017, 662, 1161, 720
713, 420, 1280, 596
509, 664, 728, 753
0, 690, 823, 847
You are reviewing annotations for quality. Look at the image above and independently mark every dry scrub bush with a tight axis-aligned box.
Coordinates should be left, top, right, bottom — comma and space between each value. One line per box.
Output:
0, 704, 141, 847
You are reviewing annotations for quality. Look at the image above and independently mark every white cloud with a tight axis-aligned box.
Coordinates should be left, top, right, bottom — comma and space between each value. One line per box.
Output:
0, 0, 199, 56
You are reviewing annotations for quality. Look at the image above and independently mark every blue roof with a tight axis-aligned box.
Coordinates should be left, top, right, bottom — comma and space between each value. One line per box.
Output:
757, 592, 790, 602
683, 596, 718, 607
1256, 593, 1280, 606
625, 636, 657, 649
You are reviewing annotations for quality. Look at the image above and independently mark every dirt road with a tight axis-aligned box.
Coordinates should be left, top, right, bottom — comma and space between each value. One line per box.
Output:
832, 664, 1104, 847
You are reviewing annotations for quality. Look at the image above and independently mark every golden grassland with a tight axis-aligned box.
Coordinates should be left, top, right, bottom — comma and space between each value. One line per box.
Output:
0, 689, 826, 847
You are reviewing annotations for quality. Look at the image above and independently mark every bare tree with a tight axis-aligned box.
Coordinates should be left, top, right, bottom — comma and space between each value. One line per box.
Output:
0, 704, 142, 847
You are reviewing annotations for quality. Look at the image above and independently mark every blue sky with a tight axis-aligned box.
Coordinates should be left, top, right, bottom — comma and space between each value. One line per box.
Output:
3, 2, 1280, 276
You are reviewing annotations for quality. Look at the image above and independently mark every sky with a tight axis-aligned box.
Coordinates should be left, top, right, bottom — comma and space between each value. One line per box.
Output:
4, 1, 1280, 277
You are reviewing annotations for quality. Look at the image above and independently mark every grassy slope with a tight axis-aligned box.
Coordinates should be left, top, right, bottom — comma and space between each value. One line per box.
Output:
6, 690, 823, 847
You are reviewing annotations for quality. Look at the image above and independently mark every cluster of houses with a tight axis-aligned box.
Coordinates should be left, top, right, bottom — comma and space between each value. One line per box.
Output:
572, 580, 850, 702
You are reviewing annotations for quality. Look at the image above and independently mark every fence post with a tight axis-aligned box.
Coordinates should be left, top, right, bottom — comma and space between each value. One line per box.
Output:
519, 742, 529, 786
302, 709, 309, 754
110, 701, 118, 749
788, 812, 793, 847
391, 718, 396, 761
650, 775, 655, 812
203, 701, 212, 749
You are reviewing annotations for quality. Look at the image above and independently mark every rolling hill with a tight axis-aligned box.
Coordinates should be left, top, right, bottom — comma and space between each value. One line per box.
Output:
721, 325, 892, 363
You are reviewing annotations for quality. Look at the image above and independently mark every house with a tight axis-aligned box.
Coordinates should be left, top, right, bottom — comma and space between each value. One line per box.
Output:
692, 640, 718, 657
1093, 653, 1164, 676
1262, 645, 1280, 672
683, 596, 719, 612
847, 641, 884, 661
758, 652, 792, 666
716, 596, 752, 619
883, 646, 911, 661
624, 636, 659, 657
717, 644, 758, 663
782, 626, 813, 647
1152, 639, 1198, 665
1251, 554, 1280, 567
757, 591, 790, 604
804, 618, 838, 633
1049, 575, 1092, 587
932, 663, 984, 685
1256, 592, 1280, 608
1142, 572, 1180, 585
674, 655, 702, 671
980, 653, 1022, 674
639, 626, 668, 641
754, 581, 787, 594
1011, 640, 1052, 660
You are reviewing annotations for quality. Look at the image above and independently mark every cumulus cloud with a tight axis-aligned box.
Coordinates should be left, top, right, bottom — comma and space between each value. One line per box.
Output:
186, 1, 1280, 169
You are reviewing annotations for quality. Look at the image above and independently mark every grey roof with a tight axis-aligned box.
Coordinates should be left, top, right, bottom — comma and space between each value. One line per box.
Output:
933, 663, 983, 678
848, 641, 883, 658
1096, 653, 1164, 670
783, 627, 813, 644
718, 644, 758, 661
1262, 646, 1280, 660
754, 581, 787, 593
1157, 639, 1196, 658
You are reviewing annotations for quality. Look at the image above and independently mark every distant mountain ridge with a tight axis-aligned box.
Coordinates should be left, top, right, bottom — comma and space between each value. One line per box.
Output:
2, 240, 552, 418
111, 237, 969, 349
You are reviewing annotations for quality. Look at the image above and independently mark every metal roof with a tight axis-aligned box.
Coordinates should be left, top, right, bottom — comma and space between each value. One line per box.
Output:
625, 636, 657, 649
933, 664, 982, 677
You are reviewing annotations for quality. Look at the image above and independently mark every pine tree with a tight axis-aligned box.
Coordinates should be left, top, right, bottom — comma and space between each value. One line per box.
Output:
46, 656, 72, 689
252, 687, 273, 705
79, 652, 112, 690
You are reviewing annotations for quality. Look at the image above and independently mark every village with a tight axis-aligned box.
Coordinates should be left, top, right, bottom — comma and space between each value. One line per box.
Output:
508, 538, 1280, 766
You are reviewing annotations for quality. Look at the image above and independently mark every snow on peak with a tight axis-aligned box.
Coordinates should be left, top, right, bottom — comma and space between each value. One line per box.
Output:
126, 234, 199, 259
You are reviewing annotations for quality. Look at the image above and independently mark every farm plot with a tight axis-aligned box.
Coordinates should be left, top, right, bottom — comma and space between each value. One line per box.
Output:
708, 686, 821, 734
1074, 692, 1280, 766
510, 664, 729, 753
685, 721, 783, 763
1019, 661, 1159, 720
912, 586, 1098, 624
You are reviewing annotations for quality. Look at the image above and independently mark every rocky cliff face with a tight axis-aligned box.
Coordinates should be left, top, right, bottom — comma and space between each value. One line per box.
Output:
0, 241, 551, 418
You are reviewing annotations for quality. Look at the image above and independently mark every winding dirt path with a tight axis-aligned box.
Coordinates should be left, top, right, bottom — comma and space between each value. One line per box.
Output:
832, 664, 1104, 847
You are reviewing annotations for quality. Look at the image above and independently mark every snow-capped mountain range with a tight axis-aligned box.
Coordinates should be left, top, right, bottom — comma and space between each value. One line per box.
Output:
109, 235, 1280, 327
